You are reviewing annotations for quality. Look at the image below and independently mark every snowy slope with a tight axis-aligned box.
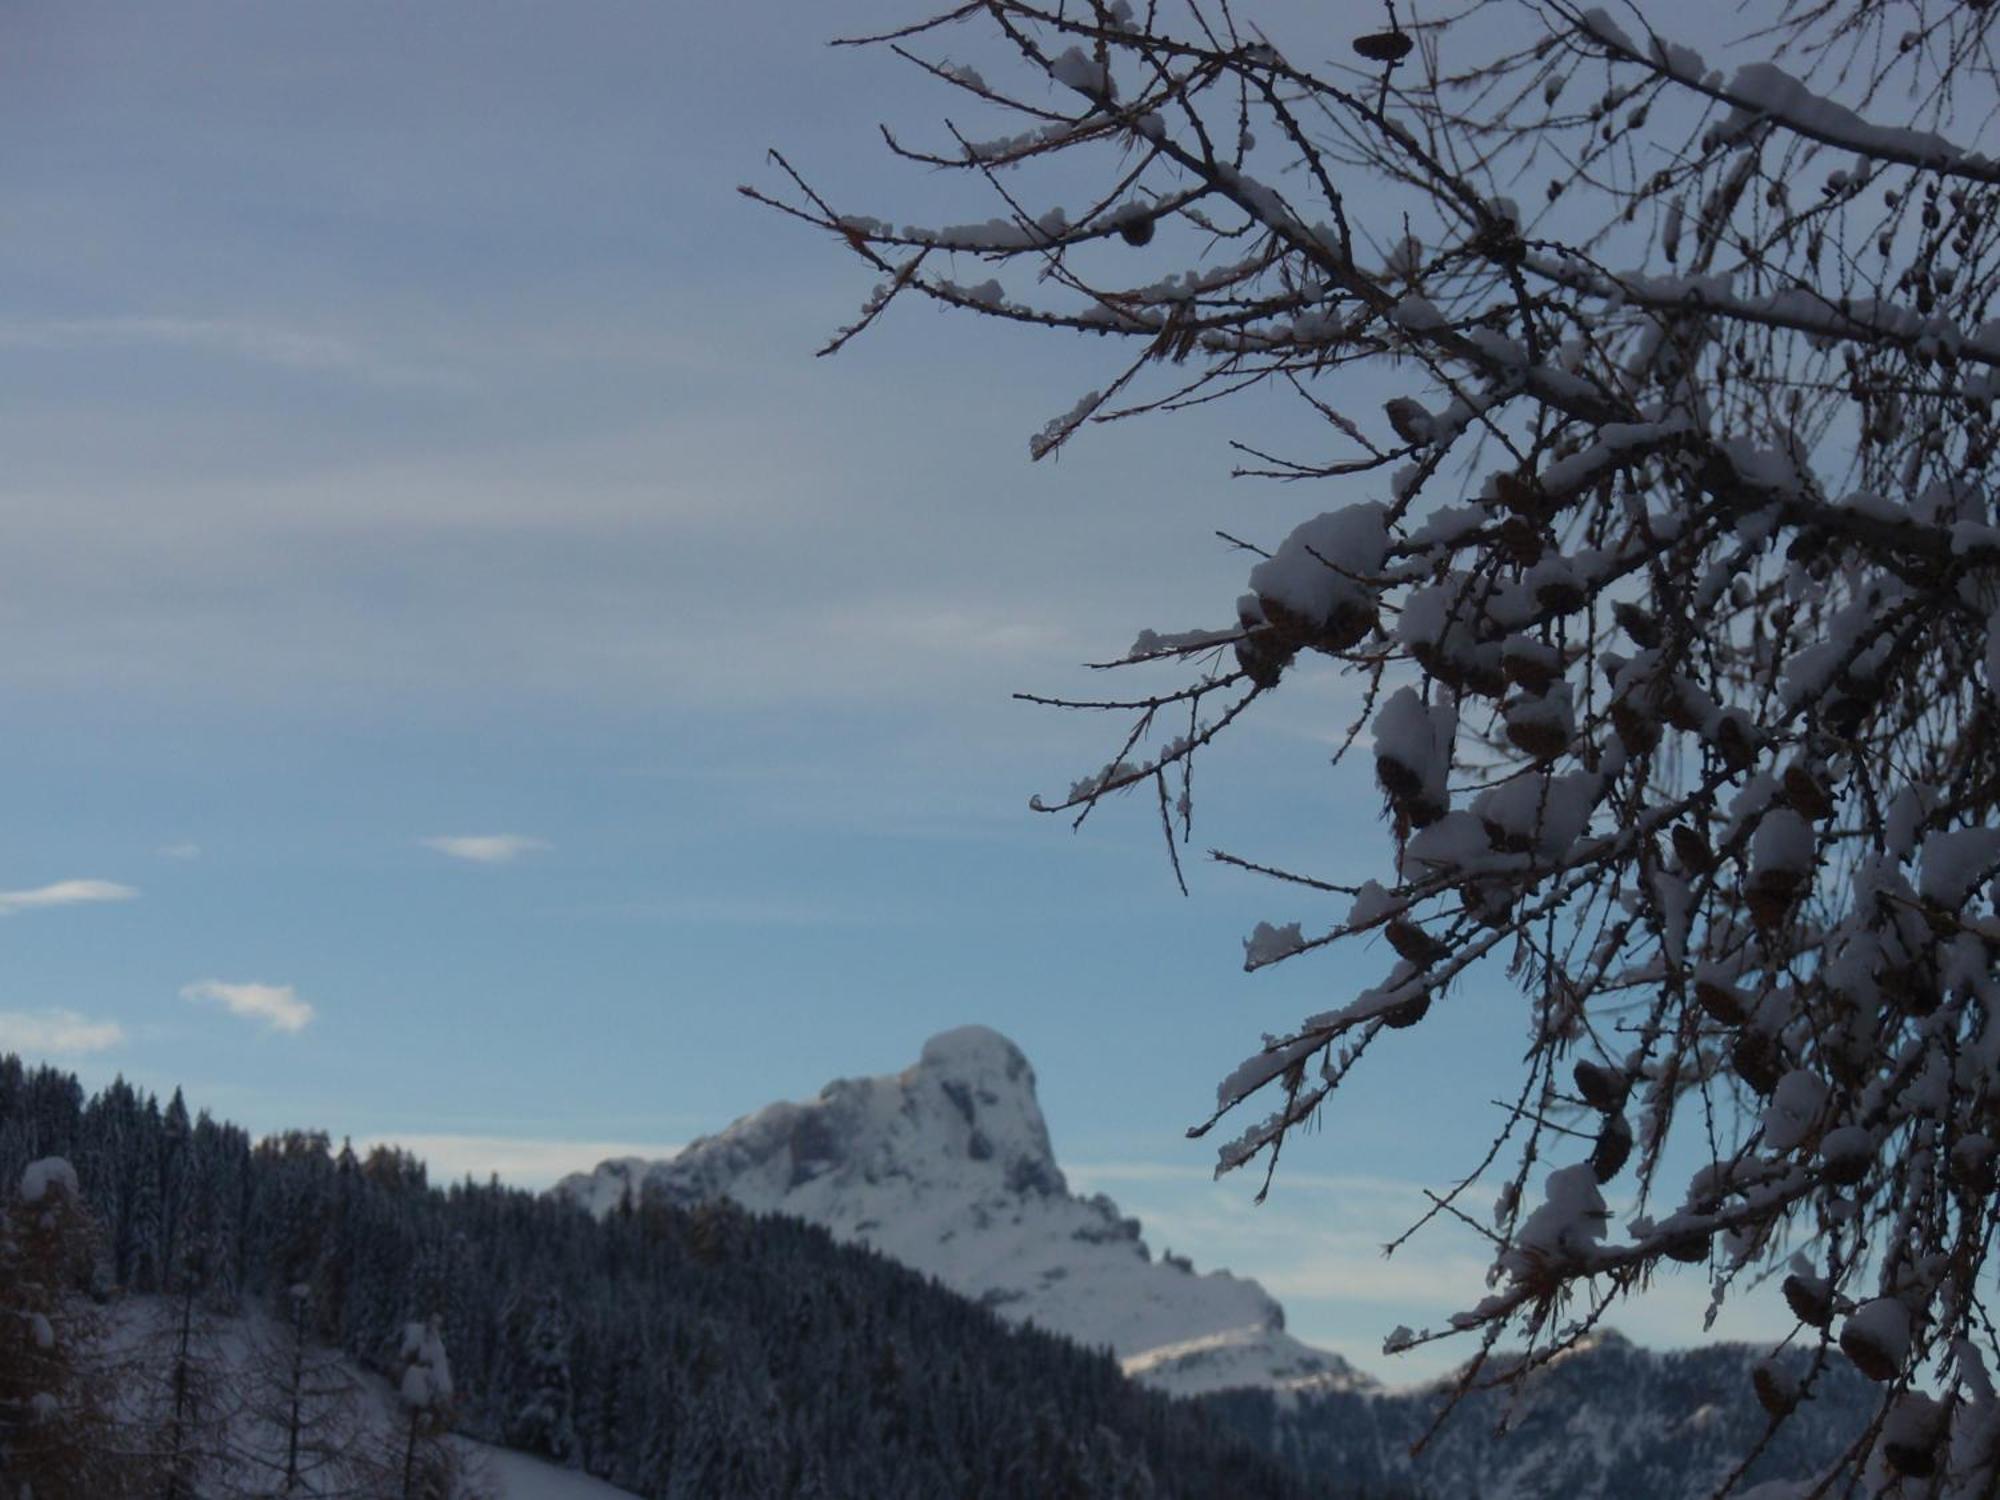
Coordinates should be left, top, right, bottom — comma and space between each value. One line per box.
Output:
469, 1442, 639, 1499
103, 1298, 639, 1500
555, 1025, 1364, 1399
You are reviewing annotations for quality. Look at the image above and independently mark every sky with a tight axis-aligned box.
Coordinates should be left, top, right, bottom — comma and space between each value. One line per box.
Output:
0, 0, 1797, 1382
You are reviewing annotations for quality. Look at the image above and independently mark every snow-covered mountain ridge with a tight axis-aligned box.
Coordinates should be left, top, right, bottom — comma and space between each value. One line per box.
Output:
553, 1025, 1364, 1399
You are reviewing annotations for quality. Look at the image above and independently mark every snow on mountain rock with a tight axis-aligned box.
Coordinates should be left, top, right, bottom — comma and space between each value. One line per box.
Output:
554, 1026, 1366, 1398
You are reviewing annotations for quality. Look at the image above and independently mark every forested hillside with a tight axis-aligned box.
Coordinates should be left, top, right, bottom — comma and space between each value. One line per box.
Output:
0, 1056, 1344, 1498
1207, 1331, 1876, 1500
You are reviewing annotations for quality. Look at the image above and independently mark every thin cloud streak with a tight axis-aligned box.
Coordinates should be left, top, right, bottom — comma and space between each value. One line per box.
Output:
590, 893, 901, 928
0, 879, 139, 916
180, 979, 315, 1034
0, 316, 457, 390
0, 1009, 126, 1056
420, 835, 550, 865
361, 1134, 683, 1192
1069, 1162, 1432, 1200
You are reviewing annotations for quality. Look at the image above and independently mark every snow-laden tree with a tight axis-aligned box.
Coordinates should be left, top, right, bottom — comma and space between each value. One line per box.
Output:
499, 1287, 575, 1465
758, 1, 2000, 1488
392, 1315, 462, 1500
0, 1159, 142, 1498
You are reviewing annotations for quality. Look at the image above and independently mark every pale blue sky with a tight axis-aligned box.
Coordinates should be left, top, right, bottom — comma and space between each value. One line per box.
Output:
0, 0, 1793, 1380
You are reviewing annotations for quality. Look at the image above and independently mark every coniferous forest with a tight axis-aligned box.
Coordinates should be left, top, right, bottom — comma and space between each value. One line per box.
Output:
0, 1054, 1357, 1498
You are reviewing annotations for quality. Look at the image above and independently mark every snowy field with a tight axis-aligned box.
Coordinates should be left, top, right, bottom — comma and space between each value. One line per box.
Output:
461, 1440, 637, 1499
103, 1295, 642, 1499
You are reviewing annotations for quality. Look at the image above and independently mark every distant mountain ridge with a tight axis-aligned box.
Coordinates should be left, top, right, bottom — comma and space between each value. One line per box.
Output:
1209, 1328, 1877, 1500
556, 1026, 1884, 1500
554, 1025, 1365, 1399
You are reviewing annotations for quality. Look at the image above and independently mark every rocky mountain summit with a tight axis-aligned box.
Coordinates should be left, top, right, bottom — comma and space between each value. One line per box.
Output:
554, 1025, 1364, 1398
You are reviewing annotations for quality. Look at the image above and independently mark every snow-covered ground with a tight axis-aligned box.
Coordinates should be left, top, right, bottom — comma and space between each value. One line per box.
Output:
464, 1441, 636, 1499
556, 1024, 1367, 1398
101, 1297, 639, 1500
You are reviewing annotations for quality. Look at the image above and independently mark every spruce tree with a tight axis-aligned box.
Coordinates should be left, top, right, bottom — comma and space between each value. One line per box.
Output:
501, 1286, 575, 1464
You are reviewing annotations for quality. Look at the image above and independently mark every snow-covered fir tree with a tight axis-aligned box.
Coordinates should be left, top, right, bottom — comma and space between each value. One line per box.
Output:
500, 1286, 576, 1465
392, 1315, 459, 1500
755, 0, 2000, 1488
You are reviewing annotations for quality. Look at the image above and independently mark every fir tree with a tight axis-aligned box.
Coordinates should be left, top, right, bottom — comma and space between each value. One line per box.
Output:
500, 1286, 575, 1464
392, 1315, 458, 1500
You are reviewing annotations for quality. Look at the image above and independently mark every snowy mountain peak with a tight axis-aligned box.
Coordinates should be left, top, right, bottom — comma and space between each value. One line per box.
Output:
609, 1026, 1065, 1220
917, 1020, 1027, 1075
555, 1027, 1367, 1399
907, 1024, 1064, 1192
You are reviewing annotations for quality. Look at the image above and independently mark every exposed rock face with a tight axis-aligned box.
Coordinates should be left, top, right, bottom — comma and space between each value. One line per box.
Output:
554, 1026, 1365, 1398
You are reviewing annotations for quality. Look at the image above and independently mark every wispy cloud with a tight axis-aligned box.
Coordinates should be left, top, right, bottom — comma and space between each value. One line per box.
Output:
1069, 1161, 1441, 1202
593, 893, 893, 927
180, 980, 315, 1034
0, 879, 139, 916
157, 842, 202, 860
0, 1009, 126, 1056
359, 1134, 682, 1192
420, 834, 550, 865
0, 316, 454, 389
